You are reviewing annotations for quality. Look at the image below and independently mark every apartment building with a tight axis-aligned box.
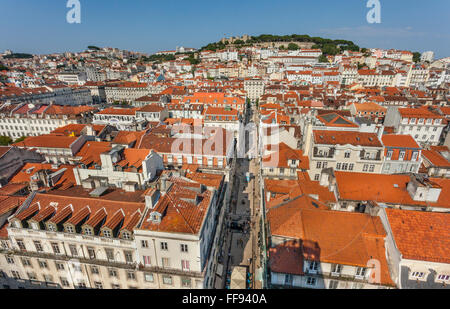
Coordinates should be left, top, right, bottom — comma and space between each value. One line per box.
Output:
381, 134, 422, 174
0, 104, 96, 140
268, 208, 395, 289
104, 82, 150, 103
93, 108, 145, 131
167, 103, 204, 119
0, 171, 225, 289
421, 146, 450, 178
333, 172, 450, 213
307, 130, 384, 181
135, 104, 169, 123
57, 72, 87, 86
262, 143, 309, 179
181, 93, 245, 112
384, 107, 446, 146
0, 85, 93, 106
14, 134, 87, 165
137, 128, 235, 170
74, 146, 164, 191
379, 208, 449, 289
244, 79, 265, 102
202, 107, 241, 137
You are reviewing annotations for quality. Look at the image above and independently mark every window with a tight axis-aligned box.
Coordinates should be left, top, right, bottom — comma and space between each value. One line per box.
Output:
349, 164, 354, 171
182, 278, 192, 287
108, 268, 118, 278
143, 256, 151, 266
369, 165, 375, 172
342, 163, 348, 171
51, 243, 61, 254
308, 261, 319, 272
386, 150, 393, 160
111, 284, 121, 289
27, 272, 37, 280
144, 273, 154, 282
329, 280, 339, 289
314, 174, 320, 181
356, 267, 367, 278
55, 262, 65, 271
124, 251, 133, 263
94, 281, 103, 289
161, 242, 168, 251
127, 271, 136, 281
83, 227, 93, 235
16, 239, 26, 251
69, 245, 78, 257
437, 274, 449, 282
399, 151, 405, 161
90, 266, 99, 275
87, 247, 96, 259
60, 277, 70, 287
162, 257, 170, 268
34, 241, 43, 252
163, 275, 173, 285
336, 163, 341, 170
47, 224, 57, 232
182, 260, 190, 271
11, 271, 21, 280
411, 271, 425, 279
6, 256, 15, 264
44, 275, 53, 283
122, 231, 131, 240
141, 240, 149, 248
38, 260, 48, 269
66, 225, 74, 233
103, 230, 112, 238
306, 277, 316, 286
331, 264, 342, 275
316, 162, 322, 169
21, 258, 31, 267
105, 249, 114, 261
344, 152, 350, 159
181, 244, 188, 253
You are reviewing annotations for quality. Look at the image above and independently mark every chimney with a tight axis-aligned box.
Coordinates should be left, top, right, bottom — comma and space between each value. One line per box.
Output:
145, 188, 160, 210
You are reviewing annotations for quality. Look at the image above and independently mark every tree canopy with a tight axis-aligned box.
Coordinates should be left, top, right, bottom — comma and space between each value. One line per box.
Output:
0, 136, 12, 146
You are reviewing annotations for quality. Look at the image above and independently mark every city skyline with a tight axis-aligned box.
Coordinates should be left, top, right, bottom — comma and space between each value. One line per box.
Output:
1, 0, 449, 58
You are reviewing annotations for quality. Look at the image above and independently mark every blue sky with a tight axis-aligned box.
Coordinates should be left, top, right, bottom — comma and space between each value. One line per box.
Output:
1, 0, 449, 58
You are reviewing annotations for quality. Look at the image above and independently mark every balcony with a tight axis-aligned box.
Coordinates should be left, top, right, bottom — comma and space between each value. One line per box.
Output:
313, 147, 335, 159
359, 150, 382, 161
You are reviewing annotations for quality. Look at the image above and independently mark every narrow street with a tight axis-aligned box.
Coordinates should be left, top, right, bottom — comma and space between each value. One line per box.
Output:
221, 100, 264, 289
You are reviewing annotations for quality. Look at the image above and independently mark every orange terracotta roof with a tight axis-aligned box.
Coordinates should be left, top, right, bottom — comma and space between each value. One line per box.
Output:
13, 134, 79, 149
313, 130, 382, 147
386, 208, 450, 264
336, 172, 450, 209
382, 134, 421, 149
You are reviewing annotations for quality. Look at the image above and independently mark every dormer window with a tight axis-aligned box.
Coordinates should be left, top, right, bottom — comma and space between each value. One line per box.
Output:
103, 229, 112, 238
66, 225, 75, 234
47, 224, 57, 232
11, 220, 22, 229
122, 231, 131, 240
30, 222, 40, 231
83, 227, 93, 236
